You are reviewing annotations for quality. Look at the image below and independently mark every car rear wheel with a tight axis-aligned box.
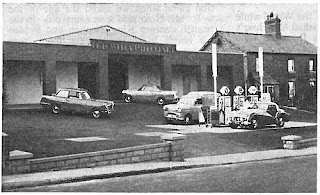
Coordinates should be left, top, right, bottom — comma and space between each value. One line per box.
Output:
165, 118, 173, 124
184, 114, 192, 125
124, 95, 132, 103
276, 117, 285, 127
92, 109, 101, 119
230, 123, 239, 129
52, 104, 60, 114
250, 117, 260, 129
157, 97, 165, 105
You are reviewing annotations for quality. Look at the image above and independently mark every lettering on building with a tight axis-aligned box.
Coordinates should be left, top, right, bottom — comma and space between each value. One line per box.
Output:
91, 41, 176, 54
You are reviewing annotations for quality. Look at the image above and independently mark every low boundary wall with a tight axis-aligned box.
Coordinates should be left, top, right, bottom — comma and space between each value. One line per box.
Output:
281, 135, 317, 150
3, 133, 186, 175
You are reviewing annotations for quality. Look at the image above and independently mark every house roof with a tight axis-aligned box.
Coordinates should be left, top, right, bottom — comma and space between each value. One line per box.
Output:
200, 31, 317, 55
253, 75, 279, 85
34, 25, 147, 45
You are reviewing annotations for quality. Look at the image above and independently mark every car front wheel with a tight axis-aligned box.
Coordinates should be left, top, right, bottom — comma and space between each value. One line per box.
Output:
184, 114, 192, 125
92, 109, 101, 119
124, 95, 132, 103
276, 117, 285, 127
230, 123, 239, 129
52, 104, 60, 114
157, 97, 165, 105
250, 117, 260, 129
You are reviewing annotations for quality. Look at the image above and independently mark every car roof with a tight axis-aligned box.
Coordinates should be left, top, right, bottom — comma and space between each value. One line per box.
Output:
141, 84, 159, 87
186, 91, 220, 96
256, 101, 277, 105
182, 91, 220, 99
59, 88, 89, 92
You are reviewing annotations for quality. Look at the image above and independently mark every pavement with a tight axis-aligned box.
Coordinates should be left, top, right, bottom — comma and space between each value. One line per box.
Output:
2, 147, 317, 191
2, 104, 317, 191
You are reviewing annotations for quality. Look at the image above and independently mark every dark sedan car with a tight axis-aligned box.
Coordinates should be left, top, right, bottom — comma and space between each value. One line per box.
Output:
40, 88, 115, 118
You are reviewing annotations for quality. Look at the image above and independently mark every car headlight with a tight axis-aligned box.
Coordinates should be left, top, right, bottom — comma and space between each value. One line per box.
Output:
163, 106, 168, 111
177, 107, 182, 112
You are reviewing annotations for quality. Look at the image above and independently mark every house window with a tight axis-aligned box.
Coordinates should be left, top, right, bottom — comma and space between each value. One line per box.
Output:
288, 81, 295, 98
264, 85, 274, 94
255, 58, 259, 72
288, 59, 295, 72
309, 60, 315, 71
310, 81, 315, 87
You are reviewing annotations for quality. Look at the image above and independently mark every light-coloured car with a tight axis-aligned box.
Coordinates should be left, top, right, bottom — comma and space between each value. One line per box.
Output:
122, 84, 179, 105
229, 101, 290, 129
40, 88, 115, 119
163, 91, 220, 124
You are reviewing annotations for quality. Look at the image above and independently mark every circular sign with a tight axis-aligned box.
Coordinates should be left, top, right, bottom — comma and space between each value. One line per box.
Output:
248, 86, 257, 94
234, 86, 244, 95
220, 86, 230, 95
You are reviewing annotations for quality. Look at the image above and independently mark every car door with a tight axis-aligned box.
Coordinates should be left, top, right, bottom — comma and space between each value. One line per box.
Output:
55, 90, 70, 112
139, 86, 153, 102
134, 86, 146, 102
266, 104, 278, 124
67, 91, 87, 113
149, 86, 161, 102
190, 97, 202, 120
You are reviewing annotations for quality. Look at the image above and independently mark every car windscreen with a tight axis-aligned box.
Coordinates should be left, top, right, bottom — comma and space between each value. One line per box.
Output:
81, 92, 91, 99
177, 96, 196, 106
56, 90, 69, 98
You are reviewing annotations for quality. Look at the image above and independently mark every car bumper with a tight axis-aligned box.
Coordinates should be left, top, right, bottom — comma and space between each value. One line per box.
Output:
164, 113, 184, 122
232, 121, 250, 126
230, 118, 251, 126
165, 98, 180, 104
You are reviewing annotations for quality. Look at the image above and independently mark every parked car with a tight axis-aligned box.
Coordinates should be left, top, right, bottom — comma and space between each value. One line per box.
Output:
229, 101, 290, 129
40, 88, 115, 119
163, 91, 220, 124
122, 84, 179, 105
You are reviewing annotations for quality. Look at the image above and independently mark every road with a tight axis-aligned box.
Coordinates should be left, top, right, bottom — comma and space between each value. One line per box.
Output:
18, 155, 316, 192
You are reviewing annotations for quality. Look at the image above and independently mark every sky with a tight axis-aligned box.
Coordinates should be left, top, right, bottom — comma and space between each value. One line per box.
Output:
2, 2, 318, 51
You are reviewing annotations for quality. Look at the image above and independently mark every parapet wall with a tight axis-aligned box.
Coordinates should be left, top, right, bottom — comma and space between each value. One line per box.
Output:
3, 133, 186, 175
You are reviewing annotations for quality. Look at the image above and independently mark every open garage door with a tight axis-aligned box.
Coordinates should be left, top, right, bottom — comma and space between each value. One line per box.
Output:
78, 62, 98, 98
3, 60, 44, 104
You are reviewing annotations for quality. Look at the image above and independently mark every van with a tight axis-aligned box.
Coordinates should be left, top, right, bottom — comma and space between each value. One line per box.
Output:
163, 91, 220, 124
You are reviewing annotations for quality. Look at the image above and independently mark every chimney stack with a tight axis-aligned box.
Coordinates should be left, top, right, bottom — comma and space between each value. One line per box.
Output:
264, 12, 281, 39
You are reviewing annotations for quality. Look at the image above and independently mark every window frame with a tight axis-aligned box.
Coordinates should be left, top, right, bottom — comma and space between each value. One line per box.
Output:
309, 59, 315, 72
288, 59, 295, 73
288, 81, 295, 98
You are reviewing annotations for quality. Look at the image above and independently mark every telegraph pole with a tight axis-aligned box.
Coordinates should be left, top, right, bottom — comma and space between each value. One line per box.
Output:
258, 47, 264, 93
212, 44, 218, 108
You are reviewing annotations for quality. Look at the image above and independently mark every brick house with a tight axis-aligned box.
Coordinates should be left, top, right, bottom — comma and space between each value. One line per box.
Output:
200, 14, 317, 107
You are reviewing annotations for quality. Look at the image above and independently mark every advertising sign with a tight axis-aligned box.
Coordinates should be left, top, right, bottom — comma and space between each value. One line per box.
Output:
248, 86, 257, 94
234, 86, 244, 95
220, 86, 230, 96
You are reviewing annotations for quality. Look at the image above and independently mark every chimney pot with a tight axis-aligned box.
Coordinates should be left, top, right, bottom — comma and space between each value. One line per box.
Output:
264, 13, 281, 39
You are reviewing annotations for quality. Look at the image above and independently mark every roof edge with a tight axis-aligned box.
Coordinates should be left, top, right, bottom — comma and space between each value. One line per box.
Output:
34, 24, 148, 43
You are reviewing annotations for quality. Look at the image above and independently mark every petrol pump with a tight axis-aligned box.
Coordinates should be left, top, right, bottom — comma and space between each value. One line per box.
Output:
202, 93, 220, 126
218, 86, 231, 125
233, 86, 245, 110
247, 86, 259, 103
